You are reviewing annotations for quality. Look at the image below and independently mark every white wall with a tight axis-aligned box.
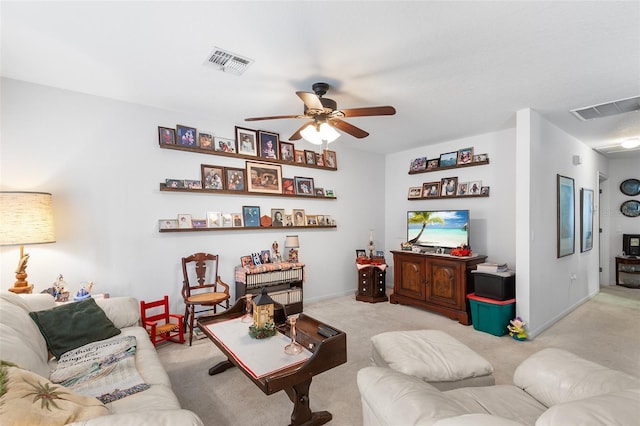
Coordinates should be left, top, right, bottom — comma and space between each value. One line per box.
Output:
0, 78, 385, 312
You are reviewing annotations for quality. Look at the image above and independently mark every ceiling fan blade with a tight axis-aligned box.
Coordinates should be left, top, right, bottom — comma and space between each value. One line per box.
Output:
289, 122, 312, 141
338, 106, 396, 117
329, 118, 369, 139
296, 91, 324, 113
245, 114, 302, 121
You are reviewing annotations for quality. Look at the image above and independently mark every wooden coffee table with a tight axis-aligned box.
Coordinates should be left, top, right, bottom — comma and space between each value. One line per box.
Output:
197, 300, 347, 426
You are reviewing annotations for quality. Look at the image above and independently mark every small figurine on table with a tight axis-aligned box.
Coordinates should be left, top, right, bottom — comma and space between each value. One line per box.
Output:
74, 281, 94, 301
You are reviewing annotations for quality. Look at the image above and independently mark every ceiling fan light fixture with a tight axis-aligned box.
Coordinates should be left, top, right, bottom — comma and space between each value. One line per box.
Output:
300, 122, 340, 145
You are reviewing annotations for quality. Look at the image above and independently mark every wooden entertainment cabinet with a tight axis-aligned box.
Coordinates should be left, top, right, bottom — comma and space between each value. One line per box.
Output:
390, 250, 487, 325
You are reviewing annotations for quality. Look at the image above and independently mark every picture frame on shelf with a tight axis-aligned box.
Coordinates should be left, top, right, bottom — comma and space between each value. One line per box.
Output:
315, 153, 325, 167
198, 132, 214, 149
315, 187, 325, 197
158, 127, 176, 145
260, 250, 272, 264
408, 186, 422, 199
410, 157, 427, 172
557, 174, 575, 258
422, 181, 440, 198
235, 126, 258, 156
280, 141, 295, 162
177, 214, 192, 229
325, 215, 335, 226
165, 179, 185, 188
159, 219, 178, 230
439, 151, 458, 167
318, 215, 326, 226
201, 164, 225, 190
426, 159, 439, 170
240, 255, 253, 268
284, 213, 293, 227
242, 206, 261, 227
457, 147, 473, 165
293, 209, 306, 226
468, 180, 482, 195
304, 150, 316, 165
580, 188, 594, 252
306, 215, 318, 226
356, 249, 367, 259
214, 136, 236, 153
282, 177, 295, 194
374, 250, 385, 258
221, 213, 233, 227
294, 150, 305, 164
246, 162, 282, 194
184, 180, 202, 189
324, 189, 335, 198
440, 177, 458, 196
225, 167, 246, 191
456, 182, 469, 196
207, 211, 221, 227
294, 176, 315, 196
232, 213, 243, 227
481, 186, 490, 195
192, 219, 207, 228
324, 150, 337, 169
258, 131, 279, 160
176, 125, 197, 147
271, 209, 285, 227
474, 153, 489, 162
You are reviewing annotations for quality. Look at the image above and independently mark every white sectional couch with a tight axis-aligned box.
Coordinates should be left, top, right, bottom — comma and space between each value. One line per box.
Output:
358, 347, 640, 425
0, 292, 203, 426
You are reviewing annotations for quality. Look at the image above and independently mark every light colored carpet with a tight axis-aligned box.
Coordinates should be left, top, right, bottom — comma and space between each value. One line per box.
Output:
157, 285, 640, 426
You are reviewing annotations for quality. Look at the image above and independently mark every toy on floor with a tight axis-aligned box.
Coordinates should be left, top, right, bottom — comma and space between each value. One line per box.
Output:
507, 317, 528, 341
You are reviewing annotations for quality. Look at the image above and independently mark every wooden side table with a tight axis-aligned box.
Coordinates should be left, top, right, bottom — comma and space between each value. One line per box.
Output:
615, 256, 640, 288
356, 262, 388, 303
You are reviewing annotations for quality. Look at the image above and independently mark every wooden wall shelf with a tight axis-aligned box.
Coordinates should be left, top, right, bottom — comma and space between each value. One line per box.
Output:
159, 143, 337, 171
408, 159, 489, 175
408, 194, 489, 201
159, 225, 337, 233
160, 184, 337, 199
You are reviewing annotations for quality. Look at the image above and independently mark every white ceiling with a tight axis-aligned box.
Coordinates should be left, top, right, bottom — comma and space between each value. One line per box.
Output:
2, 1, 639, 157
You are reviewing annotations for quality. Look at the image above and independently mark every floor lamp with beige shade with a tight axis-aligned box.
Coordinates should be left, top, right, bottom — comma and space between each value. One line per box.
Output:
0, 191, 56, 294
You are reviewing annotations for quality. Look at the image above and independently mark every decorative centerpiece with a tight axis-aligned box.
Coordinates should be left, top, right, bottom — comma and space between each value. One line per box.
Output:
248, 287, 276, 339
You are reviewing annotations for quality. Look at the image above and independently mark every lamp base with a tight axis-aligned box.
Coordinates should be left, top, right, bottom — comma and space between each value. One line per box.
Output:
9, 272, 33, 294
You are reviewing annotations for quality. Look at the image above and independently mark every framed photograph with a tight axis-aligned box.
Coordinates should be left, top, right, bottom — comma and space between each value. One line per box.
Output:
221, 213, 233, 227
324, 150, 337, 169
284, 213, 293, 227
474, 153, 489, 163
410, 157, 427, 172
271, 208, 285, 227
282, 177, 295, 194
481, 186, 490, 195
294, 176, 315, 196
315, 187, 325, 197
374, 250, 385, 258
201, 164, 225, 190
306, 215, 318, 226
317, 215, 327, 226
293, 209, 306, 226
198, 132, 214, 149
176, 125, 197, 147
557, 174, 575, 258
165, 179, 184, 188
440, 177, 458, 196
280, 141, 295, 162
439, 151, 458, 167
207, 211, 221, 227
427, 159, 439, 170
457, 147, 473, 165
260, 250, 272, 264
242, 206, 261, 227
581, 188, 594, 252
620, 200, 640, 217
231, 213, 243, 227
192, 219, 207, 228
225, 167, 246, 191
315, 153, 325, 167
304, 150, 316, 165
258, 131, 279, 160
620, 178, 640, 196
251, 252, 262, 266
177, 214, 192, 229
408, 186, 422, 199
468, 180, 482, 195
235, 126, 258, 156
246, 162, 282, 194
158, 127, 176, 145
214, 136, 236, 153
184, 180, 202, 189
159, 219, 178, 229
356, 249, 367, 258
456, 182, 469, 196
324, 189, 335, 198
240, 255, 253, 268
294, 150, 305, 164
422, 181, 441, 198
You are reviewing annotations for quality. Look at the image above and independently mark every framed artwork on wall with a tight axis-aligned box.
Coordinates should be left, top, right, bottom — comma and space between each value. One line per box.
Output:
246, 162, 282, 194
439, 151, 458, 167
242, 206, 260, 227
580, 188, 594, 252
158, 127, 176, 145
201, 164, 225, 190
557, 174, 575, 258
258, 131, 279, 160
176, 125, 197, 147
294, 176, 315, 196
225, 167, 246, 191
235, 126, 258, 156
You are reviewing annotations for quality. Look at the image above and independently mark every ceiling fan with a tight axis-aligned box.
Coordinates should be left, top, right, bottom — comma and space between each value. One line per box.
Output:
245, 82, 396, 143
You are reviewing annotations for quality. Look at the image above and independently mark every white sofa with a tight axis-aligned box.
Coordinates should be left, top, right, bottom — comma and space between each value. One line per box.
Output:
0, 292, 203, 426
358, 347, 640, 426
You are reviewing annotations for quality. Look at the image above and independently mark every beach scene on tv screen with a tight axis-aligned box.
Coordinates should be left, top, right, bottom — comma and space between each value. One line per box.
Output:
408, 210, 469, 248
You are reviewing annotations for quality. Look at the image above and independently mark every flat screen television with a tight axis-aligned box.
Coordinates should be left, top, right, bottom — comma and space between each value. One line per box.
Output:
407, 210, 469, 249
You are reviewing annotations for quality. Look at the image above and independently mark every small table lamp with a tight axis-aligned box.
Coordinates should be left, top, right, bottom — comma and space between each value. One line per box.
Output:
0, 192, 56, 294
285, 235, 300, 262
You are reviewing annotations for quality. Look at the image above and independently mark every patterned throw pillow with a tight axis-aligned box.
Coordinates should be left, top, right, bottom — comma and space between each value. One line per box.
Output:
0, 361, 108, 425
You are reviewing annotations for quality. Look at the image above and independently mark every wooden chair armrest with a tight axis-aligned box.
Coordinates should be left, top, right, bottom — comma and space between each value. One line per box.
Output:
143, 320, 157, 335
217, 277, 230, 293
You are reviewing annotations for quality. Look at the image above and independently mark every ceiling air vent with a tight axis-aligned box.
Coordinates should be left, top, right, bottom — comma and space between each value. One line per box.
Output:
203, 47, 253, 76
570, 96, 640, 121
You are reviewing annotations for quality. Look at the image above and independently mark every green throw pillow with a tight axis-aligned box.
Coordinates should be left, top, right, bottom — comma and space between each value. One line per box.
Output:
29, 298, 121, 359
